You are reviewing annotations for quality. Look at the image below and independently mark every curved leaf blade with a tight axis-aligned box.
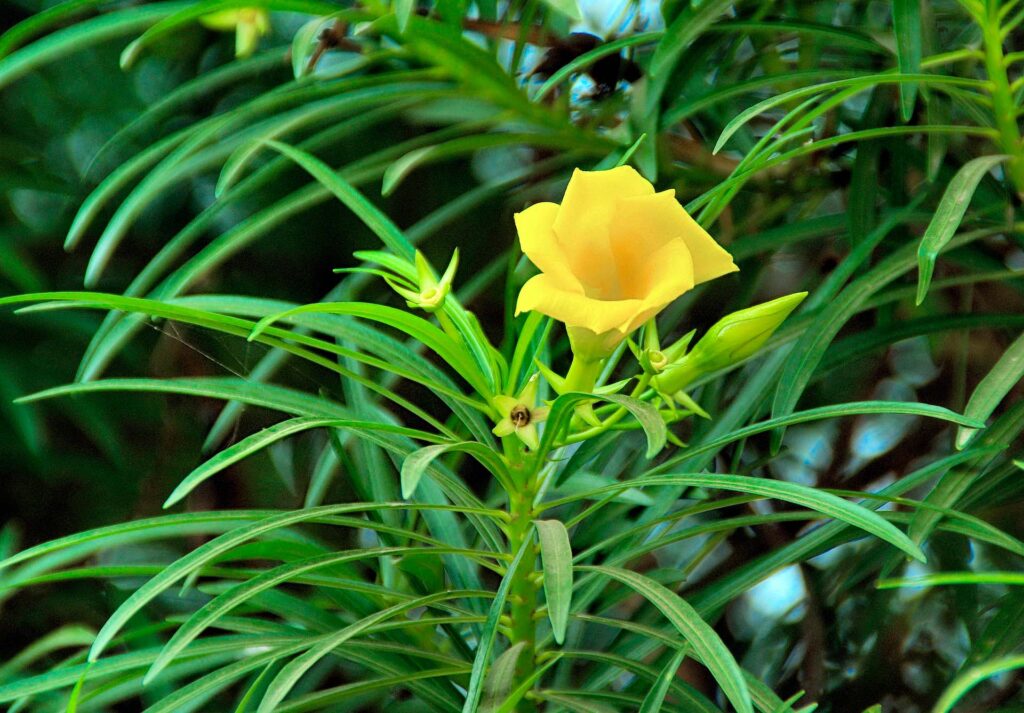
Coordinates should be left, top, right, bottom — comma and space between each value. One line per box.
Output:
916, 155, 1008, 304
578, 565, 752, 713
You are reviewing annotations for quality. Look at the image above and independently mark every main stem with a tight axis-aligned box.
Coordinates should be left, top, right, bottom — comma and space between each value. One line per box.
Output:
983, 2, 1024, 197
505, 445, 539, 711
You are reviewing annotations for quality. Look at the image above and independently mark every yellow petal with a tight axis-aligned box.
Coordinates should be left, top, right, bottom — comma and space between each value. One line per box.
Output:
553, 166, 655, 247
531, 406, 550, 423
640, 237, 696, 305
516, 274, 643, 334
514, 203, 581, 292
620, 239, 695, 333
552, 167, 654, 296
611, 190, 737, 285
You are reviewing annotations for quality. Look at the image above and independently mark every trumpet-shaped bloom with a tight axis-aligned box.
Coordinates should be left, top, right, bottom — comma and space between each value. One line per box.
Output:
514, 166, 737, 358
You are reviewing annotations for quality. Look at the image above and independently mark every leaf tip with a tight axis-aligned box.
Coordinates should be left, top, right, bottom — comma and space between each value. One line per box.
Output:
119, 40, 141, 70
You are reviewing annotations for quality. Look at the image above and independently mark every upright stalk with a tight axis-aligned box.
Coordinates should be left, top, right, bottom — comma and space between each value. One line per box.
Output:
503, 441, 539, 712
982, 0, 1024, 196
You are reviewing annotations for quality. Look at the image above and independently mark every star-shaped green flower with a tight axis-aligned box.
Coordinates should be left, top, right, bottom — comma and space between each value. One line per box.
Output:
491, 375, 550, 451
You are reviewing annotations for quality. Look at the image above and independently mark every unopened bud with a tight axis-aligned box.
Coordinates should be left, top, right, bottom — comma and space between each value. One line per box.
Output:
652, 292, 806, 394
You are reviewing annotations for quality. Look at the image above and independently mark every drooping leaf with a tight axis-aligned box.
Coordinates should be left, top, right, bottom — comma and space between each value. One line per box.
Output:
578, 565, 752, 713
916, 154, 1009, 304
535, 519, 572, 645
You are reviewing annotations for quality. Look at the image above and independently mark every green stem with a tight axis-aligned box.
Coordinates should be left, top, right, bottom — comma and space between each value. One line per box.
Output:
982, 2, 1024, 196
562, 355, 604, 393
435, 308, 464, 344
503, 441, 538, 712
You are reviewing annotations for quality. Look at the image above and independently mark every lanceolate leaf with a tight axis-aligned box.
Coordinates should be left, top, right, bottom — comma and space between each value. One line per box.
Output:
265, 140, 415, 259
548, 473, 926, 562
893, 0, 922, 120
0, 3, 179, 90
638, 648, 687, 713
402, 442, 512, 499
932, 654, 1024, 713
480, 642, 526, 713
535, 519, 573, 645
539, 392, 667, 461
956, 331, 1024, 448
578, 565, 752, 713
916, 154, 1009, 304
463, 535, 533, 713
164, 417, 444, 508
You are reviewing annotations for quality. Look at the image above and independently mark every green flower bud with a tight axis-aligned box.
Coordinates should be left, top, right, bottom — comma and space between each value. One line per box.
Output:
387, 249, 459, 313
633, 322, 694, 375
652, 292, 807, 394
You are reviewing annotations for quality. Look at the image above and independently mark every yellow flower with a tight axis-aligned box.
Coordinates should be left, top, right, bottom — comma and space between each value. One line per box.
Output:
200, 8, 271, 58
514, 166, 738, 359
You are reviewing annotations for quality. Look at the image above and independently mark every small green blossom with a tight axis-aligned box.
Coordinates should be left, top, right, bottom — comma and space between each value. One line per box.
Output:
385, 250, 459, 313
491, 375, 550, 450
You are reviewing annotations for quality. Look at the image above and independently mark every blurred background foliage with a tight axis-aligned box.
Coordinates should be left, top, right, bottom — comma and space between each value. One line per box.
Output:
1, 0, 1024, 711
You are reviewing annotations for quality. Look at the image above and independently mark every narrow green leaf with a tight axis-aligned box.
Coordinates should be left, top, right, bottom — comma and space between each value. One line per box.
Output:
381, 132, 609, 196
395, 0, 415, 30
402, 442, 511, 499
638, 648, 686, 713
769, 216, 994, 449
480, 642, 525, 713
578, 565, 752, 713
932, 654, 1024, 713
893, 0, 923, 120
535, 520, 572, 645
166, 417, 442, 508
550, 473, 927, 562
0, 0, 109, 57
462, 535, 533, 713
81, 502, 502, 662
403, 442, 507, 497
490, 656, 562, 713
118, 0, 350, 69
602, 394, 667, 458
264, 140, 414, 259
714, 73, 985, 154
614, 133, 647, 168
0, 3, 181, 91
877, 572, 1024, 589
0, 625, 95, 678
147, 545, 487, 684
956, 331, 1024, 448
916, 155, 1008, 304
650, 0, 733, 79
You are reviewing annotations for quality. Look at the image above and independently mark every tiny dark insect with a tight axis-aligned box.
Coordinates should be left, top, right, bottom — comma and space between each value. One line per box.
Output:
527, 32, 643, 99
